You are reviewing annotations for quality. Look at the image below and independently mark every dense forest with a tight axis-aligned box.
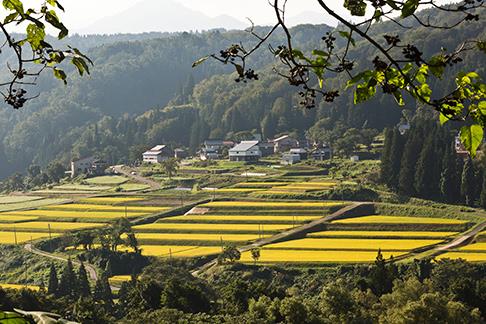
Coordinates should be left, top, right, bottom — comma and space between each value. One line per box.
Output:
1, 252, 485, 324
0, 7, 484, 179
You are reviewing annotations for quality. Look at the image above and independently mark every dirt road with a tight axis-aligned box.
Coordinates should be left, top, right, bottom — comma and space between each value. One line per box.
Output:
112, 165, 161, 190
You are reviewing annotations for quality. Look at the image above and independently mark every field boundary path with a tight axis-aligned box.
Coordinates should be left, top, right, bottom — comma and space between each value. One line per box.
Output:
193, 202, 373, 276
113, 165, 161, 190
434, 220, 486, 253
24, 243, 98, 281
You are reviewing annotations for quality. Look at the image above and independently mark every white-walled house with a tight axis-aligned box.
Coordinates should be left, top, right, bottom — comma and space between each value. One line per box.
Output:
229, 141, 262, 162
142, 145, 172, 164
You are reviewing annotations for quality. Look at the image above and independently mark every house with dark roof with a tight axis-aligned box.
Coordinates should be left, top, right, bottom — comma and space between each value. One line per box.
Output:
273, 135, 299, 153
229, 141, 262, 162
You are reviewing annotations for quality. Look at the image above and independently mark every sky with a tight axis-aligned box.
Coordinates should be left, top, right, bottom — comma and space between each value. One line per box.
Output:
10, 0, 345, 34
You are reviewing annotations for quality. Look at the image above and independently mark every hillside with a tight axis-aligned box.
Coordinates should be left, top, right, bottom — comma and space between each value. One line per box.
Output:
0, 6, 484, 179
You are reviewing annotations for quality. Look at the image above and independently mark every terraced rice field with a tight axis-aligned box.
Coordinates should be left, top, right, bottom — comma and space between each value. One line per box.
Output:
202, 201, 345, 209
53, 184, 112, 191
138, 245, 222, 257
43, 203, 168, 213
0, 222, 105, 233
0, 231, 60, 244
109, 275, 132, 285
438, 252, 486, 262
457, 243, 486, 251
333, 215, 467, 224
234, 182, 289, 188
163, 215, 323, 223
133, 223, 290, 233
80, 197, 145, 204
130, 233, 263, 243
0, 215, 39, 223
0, 283, 40, 291
205, 188, 267, 193
118, 183, 150, 191
85, 176, 128, 185
308, 231, 458, 239
4, 209, 147, 220
0, 198, 69, 213
240, 249, 405, 264
0, 196, 43, 204
265, 238, 442, 251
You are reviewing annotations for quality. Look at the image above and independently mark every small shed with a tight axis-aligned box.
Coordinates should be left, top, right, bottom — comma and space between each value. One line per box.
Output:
281, 153, 301, 165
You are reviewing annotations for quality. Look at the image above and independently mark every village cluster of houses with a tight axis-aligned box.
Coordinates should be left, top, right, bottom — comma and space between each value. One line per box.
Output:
140, 135, 332, 166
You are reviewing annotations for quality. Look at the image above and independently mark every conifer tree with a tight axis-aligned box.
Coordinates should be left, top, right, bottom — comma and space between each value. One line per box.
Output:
380, 128, 394, 184
387, 128, 405, 189
461, 157, 475, 206
440, 143, 461, 203
58, 259, 77, 297
480, 174, 486, 210
94, 272, 113, 309
414, 137, 437, 198
398, 131, 422, 196
78, 262, 91, 298
47, 263, 58, 295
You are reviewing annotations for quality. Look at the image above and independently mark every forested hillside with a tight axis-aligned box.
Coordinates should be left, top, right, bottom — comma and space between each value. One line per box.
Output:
0, 6, 484, 179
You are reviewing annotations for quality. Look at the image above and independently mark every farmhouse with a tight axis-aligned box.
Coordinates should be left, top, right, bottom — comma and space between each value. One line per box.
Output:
273, 135, 299, 153
259, 141, 275, 157
70, 157, 108, 178
174, 148, 188, 159
289, 148, 308, 160
229, 141, 262, 162
312, 147, 332, 160
142, 145, 172, 164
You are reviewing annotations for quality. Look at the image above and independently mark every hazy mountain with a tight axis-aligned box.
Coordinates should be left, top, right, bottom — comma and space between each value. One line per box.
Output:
286, 11, 338, 27
78, 0, 247, 34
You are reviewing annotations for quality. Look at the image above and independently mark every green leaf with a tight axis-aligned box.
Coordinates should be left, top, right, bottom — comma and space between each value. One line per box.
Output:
417, 84, 432, 102
354, 83, 376, 104
439, 113, 449, 125
386, 0, 400, 10
429, 55, 446, 78
26, 23, 45, 51
312, 49, 328, 57
192, 56, 209, 68
392, 91, 405, 106
45, 10, 68, 39
53, 68, 67, 84
292, 49, 305, 60
2, 0, 24, 14
477, 41, 486, 54
401, 0, 419, 18
3, 12, 18, 24
72, 57, 90, 76
344, 0, 367, 16
460, 124, 484, 157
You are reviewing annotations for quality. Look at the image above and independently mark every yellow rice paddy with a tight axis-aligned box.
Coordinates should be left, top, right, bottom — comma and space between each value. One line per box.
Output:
308, 231, 458, 238
137, 245, 222, 257
207, 188, 266, 193
438, 252, 486, 262
333, 215, 467, 224
458, 243, 486, 251
0, 231, 60, 244
133, 223, 291, 232
0, 284, 40, 291
132, 233, 263, 242
0, 196, 43, 204
43, 203, 168, 213
0, 215, 39, 222
109, 275, 132, 285
202, 201, 345, 208
164, 215, 323, 222
240, 249, 405, 263
265, 238, 442, 251
0, 222, 105, 232
80, 197, 145, 204
6, 210, 147, 219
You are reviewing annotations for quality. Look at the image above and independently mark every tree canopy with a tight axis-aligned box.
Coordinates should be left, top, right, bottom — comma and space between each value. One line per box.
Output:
196, 0, 486, 155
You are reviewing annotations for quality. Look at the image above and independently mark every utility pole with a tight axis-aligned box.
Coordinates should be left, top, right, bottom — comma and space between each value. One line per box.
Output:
14, 227, 17, 245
